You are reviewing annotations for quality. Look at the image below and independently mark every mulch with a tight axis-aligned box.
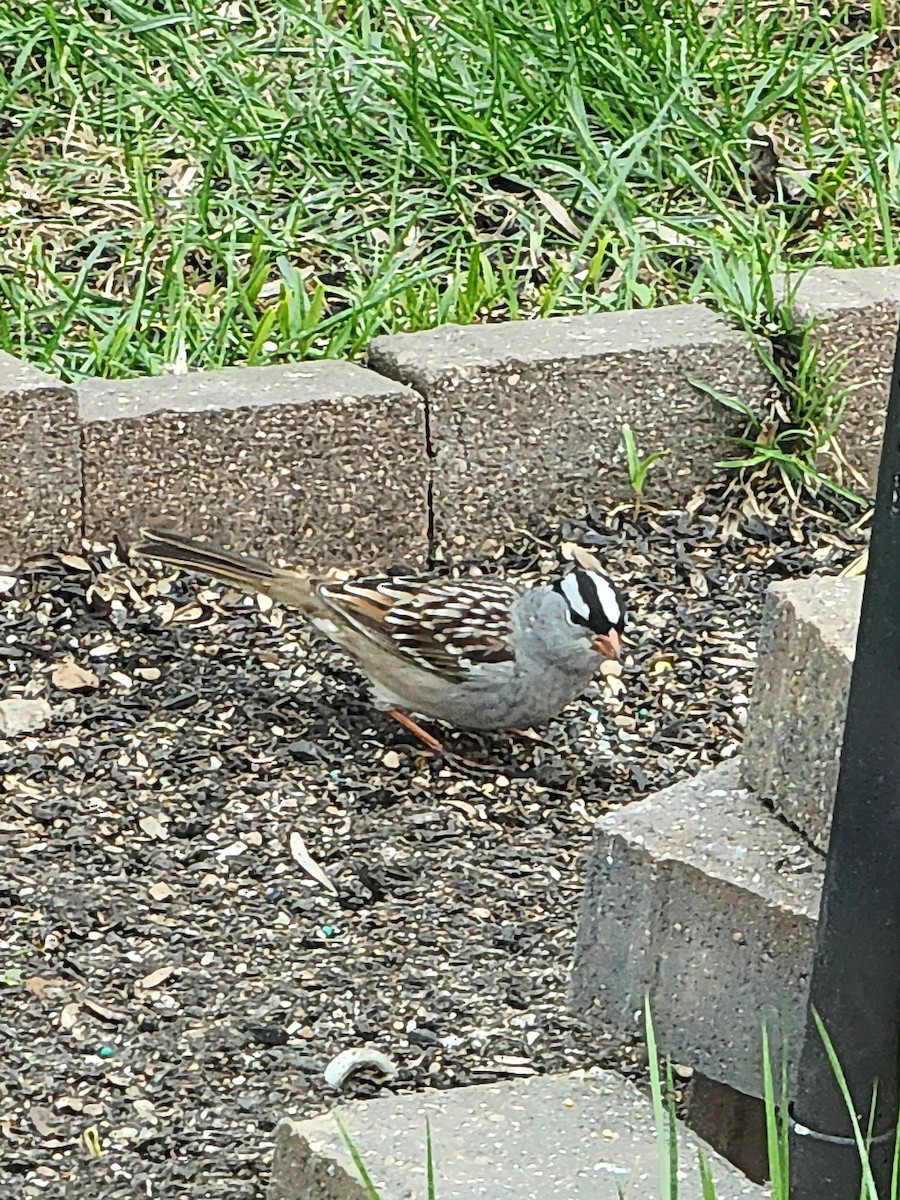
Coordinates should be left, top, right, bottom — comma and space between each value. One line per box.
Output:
0, 482, 867, 1198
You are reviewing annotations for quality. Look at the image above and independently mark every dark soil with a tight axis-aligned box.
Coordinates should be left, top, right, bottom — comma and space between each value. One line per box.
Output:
0, 485, 866, 1198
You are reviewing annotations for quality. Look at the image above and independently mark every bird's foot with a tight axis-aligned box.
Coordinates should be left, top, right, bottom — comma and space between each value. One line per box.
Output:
506, 727, 555, 748
385, 708, 495, 772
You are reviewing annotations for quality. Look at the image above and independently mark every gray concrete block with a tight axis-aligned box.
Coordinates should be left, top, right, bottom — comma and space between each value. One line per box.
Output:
742, 576, 860, 851
79, 361, 428, 569
267, 1071, 766, 1200
369, 306, 771, 555
0, 352, 80, 565
570, 761, 822, 1099
785, 265, 900, 489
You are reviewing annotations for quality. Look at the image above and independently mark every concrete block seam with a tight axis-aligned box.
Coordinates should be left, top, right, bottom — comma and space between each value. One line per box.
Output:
78, 417, 89, 545
7, 261, 900, 560
418, 380, 437, 565
357, 353, 436, 562
757, 793, 828, 860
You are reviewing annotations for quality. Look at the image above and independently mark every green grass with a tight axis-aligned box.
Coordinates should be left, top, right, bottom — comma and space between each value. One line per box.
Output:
693, 316, 869, 508
645, 1005, 900, 1200
0, 0, 898, 382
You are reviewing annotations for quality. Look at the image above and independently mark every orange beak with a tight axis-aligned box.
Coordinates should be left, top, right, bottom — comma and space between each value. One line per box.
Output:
592, 629, 622, 660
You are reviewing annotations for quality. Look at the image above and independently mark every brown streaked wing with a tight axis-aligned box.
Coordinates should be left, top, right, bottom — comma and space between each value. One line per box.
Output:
317, 576, 518, 680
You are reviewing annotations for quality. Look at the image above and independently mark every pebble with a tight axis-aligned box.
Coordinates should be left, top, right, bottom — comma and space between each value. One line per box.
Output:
0, 697, 51, 737
0, 492, 866, 1196
408, 1028, 438, 1047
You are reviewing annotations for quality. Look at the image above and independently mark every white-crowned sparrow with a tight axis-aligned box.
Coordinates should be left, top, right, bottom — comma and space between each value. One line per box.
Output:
133, 528, 626, 750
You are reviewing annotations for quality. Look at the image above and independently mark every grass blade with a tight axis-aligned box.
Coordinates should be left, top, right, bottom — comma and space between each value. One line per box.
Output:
645, 998, 673, 1200
335, 1116, 383, 1200
811, 1009, 880, 1199
425, 1118, 436, 1200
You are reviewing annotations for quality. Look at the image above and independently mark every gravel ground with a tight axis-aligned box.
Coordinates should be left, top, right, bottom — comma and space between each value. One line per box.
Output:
0, 485, 866, 1199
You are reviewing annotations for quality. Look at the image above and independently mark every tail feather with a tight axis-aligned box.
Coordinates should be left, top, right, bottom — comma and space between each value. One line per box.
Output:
133, 527, 316, 610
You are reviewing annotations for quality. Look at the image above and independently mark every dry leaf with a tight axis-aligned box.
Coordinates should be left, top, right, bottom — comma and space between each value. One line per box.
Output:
840, 549, 867, 577
446, 798, 478, 819
560, 542, 606, 574
82, 996, 127, 1023
571, 545, 606, 574
155, 600, 176, 625
56, 554, 92, 572
137, 965, 176, 991
532, 187, 582, 238
686, 491, 707, 515
256, 279, 283, 302
51, 661, 100, 692
632, 216, 684, 246
171, 604, 205, 624
289, 831, 337, 895
23, 976, 67, 999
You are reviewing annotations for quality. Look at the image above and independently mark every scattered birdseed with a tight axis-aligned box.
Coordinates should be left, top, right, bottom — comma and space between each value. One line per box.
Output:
0, 480, 867, 1197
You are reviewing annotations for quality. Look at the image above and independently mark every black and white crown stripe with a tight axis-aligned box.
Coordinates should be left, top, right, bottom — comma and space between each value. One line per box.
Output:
555, 571, 624, 634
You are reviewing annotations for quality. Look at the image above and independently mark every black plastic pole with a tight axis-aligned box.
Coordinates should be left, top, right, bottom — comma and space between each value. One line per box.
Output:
789, 315, 900, 1197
